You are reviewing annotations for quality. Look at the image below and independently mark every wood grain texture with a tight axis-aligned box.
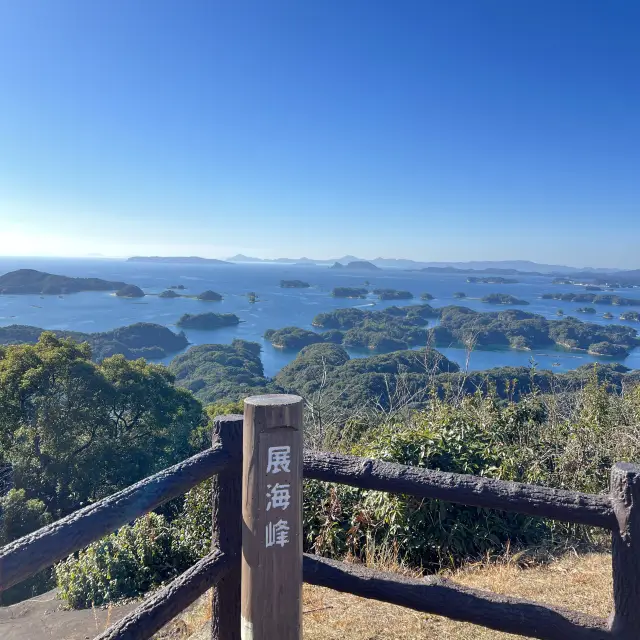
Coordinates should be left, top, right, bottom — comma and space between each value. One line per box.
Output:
242, 395, 304, 640
304, 451, 615, 529
610, 462, 640, 638
96, 549, 230, 640
0, 445, 232, 592
211, 415, 243, 640
303, 554, 610, 640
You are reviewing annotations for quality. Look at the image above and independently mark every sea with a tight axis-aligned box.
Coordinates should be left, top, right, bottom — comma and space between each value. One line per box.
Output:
1, 257, 639, 377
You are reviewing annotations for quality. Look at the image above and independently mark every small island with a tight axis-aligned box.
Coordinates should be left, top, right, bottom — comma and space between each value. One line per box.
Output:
247, 292, 258, 303
264, 327, 326, 349
176, 312, 240, 330
332, 287, 369, 298
603, 312, 614, 319
330, 261, 380, 271
372, 288, 413, 300
467, 277, 518, 284
541, 293, 640, 306
588, 342, 629, 357
197, 290, 223, 301
481, 294, 529, 305
169, 284, 186, 290
159, 289, 181, 298
280, 280, 310, 288
621, 311, 640, 322
577, 307, 597, 314
0, 269, 127, 295
420, 292, 434, 300
116, 284, 145, 298
453, 292, 467, 299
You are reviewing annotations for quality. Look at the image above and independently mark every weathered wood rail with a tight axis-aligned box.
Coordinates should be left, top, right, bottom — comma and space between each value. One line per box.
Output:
0, 394, 637, 640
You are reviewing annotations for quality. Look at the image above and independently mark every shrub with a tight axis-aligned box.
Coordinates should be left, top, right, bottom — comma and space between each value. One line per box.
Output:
55, 513, 194, 608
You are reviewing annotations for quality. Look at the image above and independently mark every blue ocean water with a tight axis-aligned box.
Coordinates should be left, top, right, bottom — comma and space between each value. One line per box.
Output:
0, 257, 639, 377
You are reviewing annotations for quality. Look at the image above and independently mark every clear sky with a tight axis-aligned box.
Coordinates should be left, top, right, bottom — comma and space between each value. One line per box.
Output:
0, 1, 638, 267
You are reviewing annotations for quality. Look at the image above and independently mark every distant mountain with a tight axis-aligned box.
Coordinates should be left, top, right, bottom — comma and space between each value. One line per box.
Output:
227, 254, 363, 265
128, 256, 232, 265
225, 254, 628, 274
331, 260, 380, 271
0, 269, 127, 295
227, 254, 265, 263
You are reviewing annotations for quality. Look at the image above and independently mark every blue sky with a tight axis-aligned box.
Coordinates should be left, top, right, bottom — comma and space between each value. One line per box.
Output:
0, 1, 638, 267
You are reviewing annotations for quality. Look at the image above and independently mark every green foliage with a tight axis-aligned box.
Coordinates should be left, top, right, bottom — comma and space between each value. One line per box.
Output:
331, 287, 369, 298
197, 290, 223, 301
304, 373, 640, 569
264, 327, 325, 349
481, 293, 529, 305
433, 306, 638, 355
372, 289, 413, 300
55, 513, 194, 608
542, 292, 640, 306
169, 340, 280, 404
280, 280, 310, 288
0, 489, 51, 546
176, 312, 240, 329
0, 322, 189, 361
0, 333, 204, 517
116, 284, 145, 298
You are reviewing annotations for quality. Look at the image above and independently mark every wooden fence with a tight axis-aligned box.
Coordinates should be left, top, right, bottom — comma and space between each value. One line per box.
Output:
0, 393, 638, 639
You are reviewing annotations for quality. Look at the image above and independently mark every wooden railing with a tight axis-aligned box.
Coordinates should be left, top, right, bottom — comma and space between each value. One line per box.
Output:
0, 394, 637, 640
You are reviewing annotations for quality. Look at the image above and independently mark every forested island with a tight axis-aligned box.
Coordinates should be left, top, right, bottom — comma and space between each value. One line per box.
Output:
176, 312, 240, 330
306, 304, 640, 357
372, 288, 413, 300
481, 293, 529, 305
159, 289, 181, 298
467, 277, 519, 284
541, 293, 640, 306
280, 279, 310, 288
0, 322, 188, 361
433, 306, 638, 356
332, 286, 369, 298
262, 304, 437, 351
127, 256, 231, 265
197, 290, 223, 301
621, 312, 640, 322
0, 269, 127, 295
116, 284, 145, 298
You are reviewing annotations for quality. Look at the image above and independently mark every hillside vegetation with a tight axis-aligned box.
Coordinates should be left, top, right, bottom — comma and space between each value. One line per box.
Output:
0, 322, 188, 361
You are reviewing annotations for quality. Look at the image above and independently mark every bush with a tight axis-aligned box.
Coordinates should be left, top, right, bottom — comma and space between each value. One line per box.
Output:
55, 513, 194, 608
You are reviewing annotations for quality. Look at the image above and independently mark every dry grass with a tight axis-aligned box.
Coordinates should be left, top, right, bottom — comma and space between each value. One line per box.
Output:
153, 552, 612, 639
302, 552, 612, 640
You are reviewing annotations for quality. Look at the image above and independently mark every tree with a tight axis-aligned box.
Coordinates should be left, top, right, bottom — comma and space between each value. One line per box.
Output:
0, 333, 204, 517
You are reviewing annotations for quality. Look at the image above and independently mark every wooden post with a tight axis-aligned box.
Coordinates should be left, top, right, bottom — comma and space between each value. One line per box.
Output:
610, 462, 640, 638
241, 394, 304, 640
211, 414, 243, 640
